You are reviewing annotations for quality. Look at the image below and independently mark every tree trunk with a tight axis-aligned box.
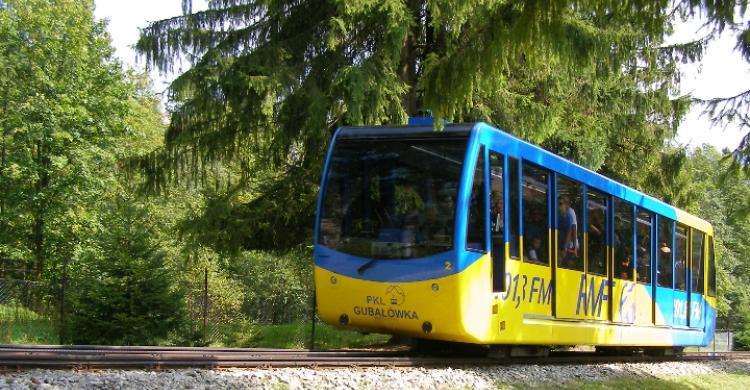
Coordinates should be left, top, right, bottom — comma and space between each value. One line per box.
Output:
33, 139, 49, 279
399, 0, 422, 117
0, 86, 9, 276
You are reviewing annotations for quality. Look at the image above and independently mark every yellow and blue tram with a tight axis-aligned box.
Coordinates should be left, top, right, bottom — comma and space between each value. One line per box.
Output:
313, 121, 716, 350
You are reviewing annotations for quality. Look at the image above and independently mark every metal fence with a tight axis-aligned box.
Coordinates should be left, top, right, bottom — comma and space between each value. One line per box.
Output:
0, 269, 741, 350
700, 331, 735, 352
0, 277, 58, 344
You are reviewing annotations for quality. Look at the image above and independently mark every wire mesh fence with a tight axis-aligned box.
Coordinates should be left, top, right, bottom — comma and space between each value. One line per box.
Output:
0, 262, 738, 350
0, 277, 58, 344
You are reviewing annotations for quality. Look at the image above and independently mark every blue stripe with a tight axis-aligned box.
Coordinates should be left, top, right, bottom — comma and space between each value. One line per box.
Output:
314, 245, 485, 282
475, 123, 679, 220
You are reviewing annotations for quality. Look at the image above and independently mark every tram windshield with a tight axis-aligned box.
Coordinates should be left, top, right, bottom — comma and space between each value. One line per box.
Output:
318, 136, 467, 259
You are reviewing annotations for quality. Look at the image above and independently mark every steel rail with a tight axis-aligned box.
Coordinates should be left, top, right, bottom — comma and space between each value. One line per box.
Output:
0, 346, 747, 369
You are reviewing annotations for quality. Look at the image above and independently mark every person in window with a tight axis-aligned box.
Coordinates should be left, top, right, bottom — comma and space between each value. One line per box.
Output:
491, 191, 504, 235
430, 194, 454, 243
588, 210, 605, 272
619, 256, 632, 280
527, 237, 543, 263
636, 225, 651, 282
675, 255, 686, 290
558, 196, 579, 268
524, 207, 545, 263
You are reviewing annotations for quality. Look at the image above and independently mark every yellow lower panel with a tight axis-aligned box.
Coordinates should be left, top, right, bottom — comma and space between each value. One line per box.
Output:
316, 256, 707, 347
314, 254, 494, 343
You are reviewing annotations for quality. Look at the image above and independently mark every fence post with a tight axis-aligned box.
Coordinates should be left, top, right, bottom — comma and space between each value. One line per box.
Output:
203, 267, 208, 344
309, 288, 316, 351
59, 256, 69, 344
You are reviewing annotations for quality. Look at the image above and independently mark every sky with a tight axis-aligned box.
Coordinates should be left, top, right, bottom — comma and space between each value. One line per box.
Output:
93, 0, 750, 151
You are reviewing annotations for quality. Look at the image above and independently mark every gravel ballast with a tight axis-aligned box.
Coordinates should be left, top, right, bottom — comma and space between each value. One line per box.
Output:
2, 360, 749, 389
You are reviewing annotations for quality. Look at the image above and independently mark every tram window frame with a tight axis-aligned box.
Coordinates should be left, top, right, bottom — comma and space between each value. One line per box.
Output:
675, 224, 688, 291
556, 175, 583, 271
466, 146, 487, 252
521, 162, 550, 266
691, 229, 705, 294
586, 189, 607, 276
708, 236, 716, 297
489, 151, 506, 292
636, 209, 653, 285
657, 217, 674, 288
613, 198, 635, 281
508, 157, 520, 259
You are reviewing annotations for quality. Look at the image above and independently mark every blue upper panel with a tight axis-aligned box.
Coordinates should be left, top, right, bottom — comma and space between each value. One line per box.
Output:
474, 122, 682, 221
313, 122, 709, 281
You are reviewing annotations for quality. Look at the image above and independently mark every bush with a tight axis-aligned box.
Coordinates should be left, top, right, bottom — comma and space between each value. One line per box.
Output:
66, 200, 185, 345
230, 247, 313, 324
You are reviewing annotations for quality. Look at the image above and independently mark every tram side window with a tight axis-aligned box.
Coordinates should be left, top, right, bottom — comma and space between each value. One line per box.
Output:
490, 152, 505, 292
587, 190, 607, 276
557, 176, 582, 271
708, 236, 716, 296
675, 224, 688, 291
636, 209, 652, 284
466, 147, 486, 251
614, 199, 634, 280
508, 157, 520, 258
657, 217, 674, 288
522, 163, 549, 266
691, 230, 705, 294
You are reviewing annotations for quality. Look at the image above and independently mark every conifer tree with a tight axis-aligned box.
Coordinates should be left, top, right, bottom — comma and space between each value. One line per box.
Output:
136, 0, 741, 250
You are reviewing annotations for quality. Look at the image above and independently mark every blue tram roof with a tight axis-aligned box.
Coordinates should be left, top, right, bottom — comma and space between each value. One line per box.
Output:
330, 122, 711, 233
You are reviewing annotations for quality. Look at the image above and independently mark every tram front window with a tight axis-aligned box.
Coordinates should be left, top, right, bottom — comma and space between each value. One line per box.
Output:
318, 137, 467, 259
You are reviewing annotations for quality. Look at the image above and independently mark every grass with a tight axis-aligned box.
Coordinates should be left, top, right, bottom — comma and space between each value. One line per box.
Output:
0, 303, 58, 344
510, 373, 750, 390
218, 320, 391, 349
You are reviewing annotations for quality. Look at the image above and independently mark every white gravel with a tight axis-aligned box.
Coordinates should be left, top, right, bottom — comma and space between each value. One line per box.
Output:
1, 360, 749, 389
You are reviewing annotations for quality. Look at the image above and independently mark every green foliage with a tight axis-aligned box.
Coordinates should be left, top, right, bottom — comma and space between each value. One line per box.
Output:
0, 0, 130, 284
66, 198, 186, 345
682, 145, 750, 337
134, 0, 730, 252
510, 373, 750, 390
0, 303, 57, 344
240, 321, 389, 349
228, 247, 313, 324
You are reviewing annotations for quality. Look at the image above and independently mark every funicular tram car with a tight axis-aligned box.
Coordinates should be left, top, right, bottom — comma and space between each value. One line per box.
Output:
313, 121, 717, 353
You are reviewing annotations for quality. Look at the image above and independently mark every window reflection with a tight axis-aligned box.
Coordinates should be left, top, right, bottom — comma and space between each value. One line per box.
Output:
587, 190, 607, 276
319, 138, 467, 259
636, 210, 652, 284
675, 225, 688, 291
522, 164, 548, 265
614, 200, 634, 280
557, 176, 582, 271
657, 217, 674, 287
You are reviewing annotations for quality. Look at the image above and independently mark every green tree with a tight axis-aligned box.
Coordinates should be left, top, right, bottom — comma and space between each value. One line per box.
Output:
136, 0, 730, 252
684, 145, 750, 342
692, 1, 750, 175
0, 0, 129, 284
66, 197, 185, 345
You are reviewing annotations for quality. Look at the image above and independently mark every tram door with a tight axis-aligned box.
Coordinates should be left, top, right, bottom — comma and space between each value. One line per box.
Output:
673, 224, 689, 327
494, 157, 553, 319
555, 184, 612, 322
612, 199, 636, 324
583, 189, 610, 322
654, 216, 675, 327
689, 230, 706, 329
554, 175, 588, 320
634, 209, 654, 325
516, 162, 553, 318
489, 152, 506, 294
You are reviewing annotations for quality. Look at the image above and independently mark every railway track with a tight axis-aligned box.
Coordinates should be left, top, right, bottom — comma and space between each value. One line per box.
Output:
0, 345, 748, 369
